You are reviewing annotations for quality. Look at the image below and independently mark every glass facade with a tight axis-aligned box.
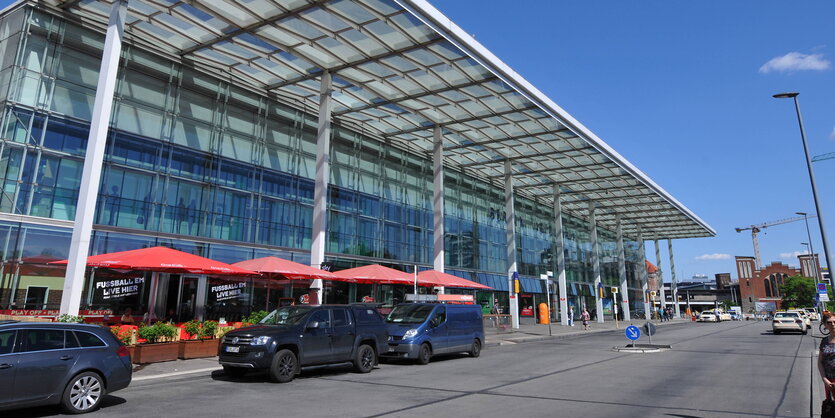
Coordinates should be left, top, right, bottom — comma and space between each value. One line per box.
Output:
0, 7, 646, 318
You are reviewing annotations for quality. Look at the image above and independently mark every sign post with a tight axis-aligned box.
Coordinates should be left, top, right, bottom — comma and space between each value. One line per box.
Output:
612, 286, 619, 329
625, 325, 640, 346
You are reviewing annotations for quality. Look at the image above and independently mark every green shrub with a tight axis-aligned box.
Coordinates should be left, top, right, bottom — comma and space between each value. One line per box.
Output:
56, 314, 84, 323
243, 310, 270, 325
200, 320, 219, 339
183, 320, 201, 339
138, 322, 178, 343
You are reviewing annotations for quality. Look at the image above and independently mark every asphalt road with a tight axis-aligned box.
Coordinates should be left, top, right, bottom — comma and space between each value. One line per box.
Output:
12, 320, 816, 417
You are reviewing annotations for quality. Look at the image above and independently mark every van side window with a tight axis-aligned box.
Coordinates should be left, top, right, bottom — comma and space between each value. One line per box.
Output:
432, 307, 446, 326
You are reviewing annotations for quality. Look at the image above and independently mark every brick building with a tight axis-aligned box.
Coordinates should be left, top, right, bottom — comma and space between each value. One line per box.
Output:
736, 254, 821, 313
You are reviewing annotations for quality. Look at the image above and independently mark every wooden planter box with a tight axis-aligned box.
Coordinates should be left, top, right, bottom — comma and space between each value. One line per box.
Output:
178, 339, 219, 359
133, 342, 179, 364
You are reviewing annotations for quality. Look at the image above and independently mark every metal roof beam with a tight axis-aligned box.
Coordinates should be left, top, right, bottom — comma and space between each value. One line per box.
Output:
179, 0, 326, 56
514, 172, 629, 190
333, 76, 499, 116
384, 104, 539, 138
444, 127, 575, 152
486, 160, 618, 179
265, 37, 447, 91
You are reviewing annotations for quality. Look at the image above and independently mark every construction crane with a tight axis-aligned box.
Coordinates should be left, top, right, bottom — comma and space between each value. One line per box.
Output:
812, 152, 835, 162
735, 214, 817, 268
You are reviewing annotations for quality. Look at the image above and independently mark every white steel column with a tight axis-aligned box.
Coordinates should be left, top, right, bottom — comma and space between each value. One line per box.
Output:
638, 226, 650, 319
504, 160, 519, 329
553, 185, 568, 326
309, 70, 332, 305
655, 238, 667, 312
432, 126, 445, 272
60, 0, 128, 316
589, 201, 603, 323
668, 239, 680, 318
616, 215, 630, 321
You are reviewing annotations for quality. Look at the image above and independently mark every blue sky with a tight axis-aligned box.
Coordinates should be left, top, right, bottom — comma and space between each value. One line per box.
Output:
431, 0, 835, 282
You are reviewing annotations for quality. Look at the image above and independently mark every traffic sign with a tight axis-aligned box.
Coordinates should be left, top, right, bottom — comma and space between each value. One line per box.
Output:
625, 325, 641, 341
611, 287, 618, 294
643, 322, 657, 336
818, 283, 828, 293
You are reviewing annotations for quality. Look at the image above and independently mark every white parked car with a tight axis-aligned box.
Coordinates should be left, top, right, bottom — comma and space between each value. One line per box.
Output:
698, 311, 719, 322
772, 311, 806, 334
804, 308, 820, 321
786, 310, 812, 329
718, 311, 732, 321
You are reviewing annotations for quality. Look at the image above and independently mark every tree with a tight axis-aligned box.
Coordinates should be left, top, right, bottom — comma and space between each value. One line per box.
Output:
720, 300, 734, 311
779, 275, 816, 308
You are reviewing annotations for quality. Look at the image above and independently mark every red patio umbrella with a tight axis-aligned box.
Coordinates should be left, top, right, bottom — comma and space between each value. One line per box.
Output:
51, 246, 258, 276
232, 256, 337, 280
332, 264, 416, 285
417, 270, 493, 290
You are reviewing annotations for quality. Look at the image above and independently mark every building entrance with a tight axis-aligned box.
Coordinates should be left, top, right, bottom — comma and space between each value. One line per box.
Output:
154, 274, 205, 322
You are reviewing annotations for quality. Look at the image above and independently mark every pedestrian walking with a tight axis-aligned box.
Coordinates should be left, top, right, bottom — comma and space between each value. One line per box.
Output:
581, 308, 590, 330
818, 311, 835, 417
568, 306, 575, 327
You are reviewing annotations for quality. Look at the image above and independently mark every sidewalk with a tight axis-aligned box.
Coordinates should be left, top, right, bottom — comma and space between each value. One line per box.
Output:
484, 317, 691, 346
130, 317, 692, 381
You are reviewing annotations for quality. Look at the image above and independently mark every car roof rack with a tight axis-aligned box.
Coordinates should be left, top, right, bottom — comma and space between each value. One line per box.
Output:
0, 320, 20, 325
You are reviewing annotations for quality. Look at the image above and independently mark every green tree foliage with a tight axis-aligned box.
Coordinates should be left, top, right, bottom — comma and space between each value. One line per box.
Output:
779, 275, 816, 308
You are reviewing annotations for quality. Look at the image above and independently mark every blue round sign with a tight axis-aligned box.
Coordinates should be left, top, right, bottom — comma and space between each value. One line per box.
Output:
625, 325, 641, 341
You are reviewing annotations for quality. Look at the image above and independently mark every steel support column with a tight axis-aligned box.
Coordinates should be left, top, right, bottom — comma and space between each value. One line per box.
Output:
432, 125, 445, 272
589, 201, 603, 323
504, 160, 519, 329
61, 0, 128, 316
309, 70, 332, 305
616, 215, 630, 321
638, 227, 650, 319
655, 238, 667, 313
668, 239, 680, 318
553, 185, 568, 326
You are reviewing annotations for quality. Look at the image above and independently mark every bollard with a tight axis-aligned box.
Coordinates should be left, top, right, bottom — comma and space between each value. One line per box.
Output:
538, 303, 549, 324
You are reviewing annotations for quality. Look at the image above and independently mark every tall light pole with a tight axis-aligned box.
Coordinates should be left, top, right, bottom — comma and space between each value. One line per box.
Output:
774, 92, 834, 303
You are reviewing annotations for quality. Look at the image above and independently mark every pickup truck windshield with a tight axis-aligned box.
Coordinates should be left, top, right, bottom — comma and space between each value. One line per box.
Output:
261, 306, 315, 325
386, 304, 435, 324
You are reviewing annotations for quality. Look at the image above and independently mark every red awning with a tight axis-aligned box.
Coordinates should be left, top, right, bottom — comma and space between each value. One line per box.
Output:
417, 270, 493, 290
231, 256, 337, 280
332, 264, 416, 285
51, 246, 258, 276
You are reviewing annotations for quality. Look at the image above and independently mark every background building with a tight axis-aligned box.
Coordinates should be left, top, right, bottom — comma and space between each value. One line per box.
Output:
736, 255, 821, 313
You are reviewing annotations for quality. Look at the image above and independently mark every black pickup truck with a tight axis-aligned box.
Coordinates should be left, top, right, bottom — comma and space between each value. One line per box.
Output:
218, 304, 388, 383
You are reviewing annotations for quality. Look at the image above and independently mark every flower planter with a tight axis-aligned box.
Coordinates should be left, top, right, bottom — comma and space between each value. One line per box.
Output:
178, 339, 219, 359
133, 342, 179, 364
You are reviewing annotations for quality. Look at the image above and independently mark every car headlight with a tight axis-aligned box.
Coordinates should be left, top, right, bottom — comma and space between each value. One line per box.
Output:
403, 329, 418, 339
250, 336, 271, 345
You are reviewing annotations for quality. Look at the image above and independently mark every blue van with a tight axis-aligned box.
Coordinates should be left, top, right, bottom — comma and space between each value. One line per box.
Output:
382, 303, 484, 364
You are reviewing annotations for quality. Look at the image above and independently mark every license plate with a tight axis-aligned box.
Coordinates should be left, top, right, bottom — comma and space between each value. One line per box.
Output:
225, 346, 240, 353
387, 346, 395, 352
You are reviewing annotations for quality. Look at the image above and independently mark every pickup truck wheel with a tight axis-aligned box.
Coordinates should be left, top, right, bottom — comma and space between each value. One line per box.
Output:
223, 365, 247, 378
469, 339, 481, 358
269, 349, 298, 383
417, 343, 431, 365
354, 344, 375, 373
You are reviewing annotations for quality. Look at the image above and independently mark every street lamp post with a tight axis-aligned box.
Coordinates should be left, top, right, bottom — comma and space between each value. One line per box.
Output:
774, 92, 834, 308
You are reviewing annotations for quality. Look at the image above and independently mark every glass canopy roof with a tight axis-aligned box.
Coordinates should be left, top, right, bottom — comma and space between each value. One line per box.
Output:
42, 0, 714, 239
